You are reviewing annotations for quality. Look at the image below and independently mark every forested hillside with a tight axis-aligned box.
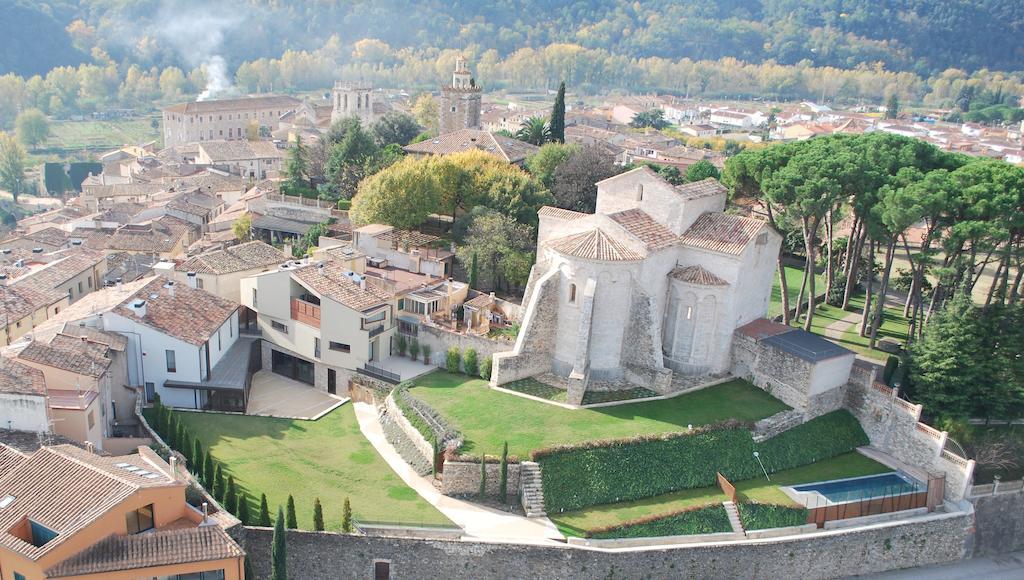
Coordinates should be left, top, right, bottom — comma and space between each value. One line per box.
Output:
9, 0, 1024, 77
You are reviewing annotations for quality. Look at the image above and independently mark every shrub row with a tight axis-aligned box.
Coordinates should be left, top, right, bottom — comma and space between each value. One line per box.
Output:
536, 411, 867, 512
588, 505, 732, 539
737, 502, 809, 530
443, 347, 492, 381
393, 382, 462, 447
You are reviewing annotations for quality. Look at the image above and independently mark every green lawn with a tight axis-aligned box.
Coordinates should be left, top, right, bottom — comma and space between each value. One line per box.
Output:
788, 291, 910, 361
769, 266, 827, 318
409, 372, 789, 458
551, 452, 888, 536
46, 118, 161, 150
175, 405, 451, 530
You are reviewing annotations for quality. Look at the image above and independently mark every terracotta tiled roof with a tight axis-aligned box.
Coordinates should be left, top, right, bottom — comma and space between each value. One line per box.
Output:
547, 228, 644, 261
292, 262, 392, 312
198, 140, 284, 162
18, 334, 112, 378
2, 227, 69, 249
113, 277, 238, 346
14, 250, 105, 296
736, 318, 793, 340
0, 444, 179, 561
58, 324, 128, 351
403, 129, 539, 163
609, 209, 679, 251
177, 241, 287, 275
0, 357, 46, 396
675, 178, 728, 200
679, 212, 767, 255
45, 525, 243, 577
669, 265, 729, 286
538, 206, 588, 221
0, 445, 27, 477
464, 293, 495, 309
0, 284, 64, 327
107, 216, 194, 254
163, 94, 299, 115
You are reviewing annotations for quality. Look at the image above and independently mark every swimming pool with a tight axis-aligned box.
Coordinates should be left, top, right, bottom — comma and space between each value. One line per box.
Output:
792, 472, 924, 504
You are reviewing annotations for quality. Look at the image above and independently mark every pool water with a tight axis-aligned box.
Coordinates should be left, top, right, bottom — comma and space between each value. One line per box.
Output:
793, 472, 923, 504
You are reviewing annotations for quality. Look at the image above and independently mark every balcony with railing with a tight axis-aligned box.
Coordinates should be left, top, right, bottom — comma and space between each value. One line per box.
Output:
290, 297, 321, 329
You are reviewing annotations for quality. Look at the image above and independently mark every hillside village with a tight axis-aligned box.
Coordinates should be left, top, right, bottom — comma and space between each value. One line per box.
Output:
0, 44, 1020, 580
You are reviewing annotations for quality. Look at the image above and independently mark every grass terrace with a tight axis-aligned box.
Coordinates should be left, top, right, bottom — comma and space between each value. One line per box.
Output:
408, 372, 789, 458
171, 405, 451, 530
769, 266, 827, 319
551, 451, 889, 537
793, 293, 911, 360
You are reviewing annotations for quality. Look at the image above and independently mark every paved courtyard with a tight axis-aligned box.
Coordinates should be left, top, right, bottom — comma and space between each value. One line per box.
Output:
246, 370, 348, 420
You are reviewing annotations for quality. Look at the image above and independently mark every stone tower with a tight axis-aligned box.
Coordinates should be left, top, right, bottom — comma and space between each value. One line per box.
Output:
439, 56, 482, 134
331, 81, 376, 125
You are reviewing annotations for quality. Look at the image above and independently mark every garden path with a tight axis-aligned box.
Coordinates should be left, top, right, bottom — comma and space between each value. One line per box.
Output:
352, 401, 566, 543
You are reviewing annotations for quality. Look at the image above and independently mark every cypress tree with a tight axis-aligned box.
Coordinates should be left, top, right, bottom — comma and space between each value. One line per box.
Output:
271, 506, 287, 580
499, 441, 508, 499
165, 413, 177, 447
193, 446, 206, 485
180, 432, 193, 463
213, 464, 225, 502
341, 497, 353, 533
238, 492, 251, 525
469, 252, 479, 289
551, 81, 566, 142
153, 402, 165, 436
286, 495, 298, 529
259, 494, 272, 526
192, 439, 204, 473
225, 475, 238, 514
312, 497, 324, 531
478, 456, 487, 498
203, 453, 214, 489
244, 557, 254, 580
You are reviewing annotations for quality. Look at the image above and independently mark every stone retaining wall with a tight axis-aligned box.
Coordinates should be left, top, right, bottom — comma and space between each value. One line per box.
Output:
240, 509, 972, 579
971, 487, 1024, 556
441, 460, 520, 499
384, 393, 433, 465
416, 325, 512, 374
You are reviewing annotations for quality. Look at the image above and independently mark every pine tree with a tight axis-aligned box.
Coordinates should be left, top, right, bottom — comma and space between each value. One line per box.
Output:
479, 456, 487, 498
203, 454, 214, 490
213, 464, 225, 502
341, 497, 353, 533
551, 81, 566, 143
238, 492, 251, 525
271, 506, 288, 580
225, 475, 238, 514
886, 93, 899, 119
286, 495, 298, 529
499, 441, 508, 499
259, 494, 272, 526
284, 135, 308, 194
312, 497, 324, 531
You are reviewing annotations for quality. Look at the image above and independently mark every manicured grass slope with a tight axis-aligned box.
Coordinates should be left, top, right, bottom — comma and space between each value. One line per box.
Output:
410, 372, 789, 458
769, 266, 827, 318
551, 451, 888, 536
175, 406, 451, 529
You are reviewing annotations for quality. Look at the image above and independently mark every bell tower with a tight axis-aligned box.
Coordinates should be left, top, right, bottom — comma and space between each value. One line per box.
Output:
331, 81, 376, 125
439, 56, 482, 134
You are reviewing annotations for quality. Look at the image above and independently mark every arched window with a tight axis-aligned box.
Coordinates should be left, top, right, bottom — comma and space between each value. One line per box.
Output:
569, 284, 577, 304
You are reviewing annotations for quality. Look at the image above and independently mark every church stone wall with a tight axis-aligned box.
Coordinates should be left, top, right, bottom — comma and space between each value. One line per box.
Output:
491, 270, 559, 386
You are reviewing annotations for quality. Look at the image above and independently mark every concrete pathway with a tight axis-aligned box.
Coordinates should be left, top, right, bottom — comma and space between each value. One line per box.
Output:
824, 311, 862, 340
352, 401, 565, 544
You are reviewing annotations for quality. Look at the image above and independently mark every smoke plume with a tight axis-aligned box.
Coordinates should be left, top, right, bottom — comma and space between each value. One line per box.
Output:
154, 2, 242, 100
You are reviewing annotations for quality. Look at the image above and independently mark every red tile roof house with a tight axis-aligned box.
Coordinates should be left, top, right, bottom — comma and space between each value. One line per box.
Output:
0, 442, 244, 579
96, 277, 254, 412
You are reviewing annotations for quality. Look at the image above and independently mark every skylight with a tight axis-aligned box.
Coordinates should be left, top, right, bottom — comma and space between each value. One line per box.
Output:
0, 495, 14, 509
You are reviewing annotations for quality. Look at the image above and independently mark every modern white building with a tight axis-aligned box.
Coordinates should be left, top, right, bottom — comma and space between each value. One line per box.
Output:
491, 167, 781, 404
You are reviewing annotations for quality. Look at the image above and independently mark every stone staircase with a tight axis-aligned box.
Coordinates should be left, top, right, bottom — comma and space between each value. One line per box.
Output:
752, 409, 806, 442
520, 461, 547, 518
723, 501, 745, 534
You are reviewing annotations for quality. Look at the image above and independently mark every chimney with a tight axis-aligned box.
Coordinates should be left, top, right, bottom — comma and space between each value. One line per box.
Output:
85, 441, 94, 454
164, 280, 175, 297
318, 263, 325, 275
359, 278, 366, 290
115, 277, 123, 289
32, 247, 43, 254
186, 271, 198, 288
130, 299, 147, 318
283, 243, 293, 256
635, 183, 644, 201
169, 456, 178, 480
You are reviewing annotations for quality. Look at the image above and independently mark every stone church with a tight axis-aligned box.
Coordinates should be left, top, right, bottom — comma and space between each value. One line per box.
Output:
491, 166, 782, 405
439, 57, 482, 134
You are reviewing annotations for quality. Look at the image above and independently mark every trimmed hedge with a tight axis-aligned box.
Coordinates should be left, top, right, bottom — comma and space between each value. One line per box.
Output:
393, 382, 462, 447
588, 505, 731, 539
536, 410, 867, 512
737, 502, 809, 530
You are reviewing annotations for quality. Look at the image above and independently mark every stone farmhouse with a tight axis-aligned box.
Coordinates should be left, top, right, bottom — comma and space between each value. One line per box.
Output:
492, 167, 782, 405
162, 95, 301, 148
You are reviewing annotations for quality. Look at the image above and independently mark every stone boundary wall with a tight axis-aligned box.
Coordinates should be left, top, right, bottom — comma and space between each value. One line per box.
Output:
239, 509, 972, 580
845, 378, 974, 501
970, 485, 1024, 556
416, 324, 512, 373
440, 460, 521, 500
384, 393, 433, 466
